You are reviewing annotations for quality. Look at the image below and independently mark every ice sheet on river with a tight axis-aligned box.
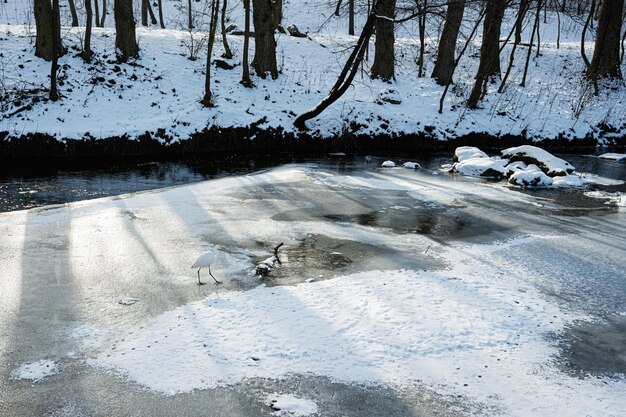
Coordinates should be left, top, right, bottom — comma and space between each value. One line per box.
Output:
1, 165, 625, 417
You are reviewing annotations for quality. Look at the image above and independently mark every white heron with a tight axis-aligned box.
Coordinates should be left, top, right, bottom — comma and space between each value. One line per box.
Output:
192, 251, 222, 285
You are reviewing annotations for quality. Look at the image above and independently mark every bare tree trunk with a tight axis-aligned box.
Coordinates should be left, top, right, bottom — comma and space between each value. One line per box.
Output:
114, 0, 139, 60
252, 0, 278, 78
349, 0, 355, 35
439, 6, 486, 113
141, 0, 148, 26
50, 0, 60, 101
147, 0, 157, 24
68, 0, 79, 26
431, 0, 465, 85
100, 0, 107, 27
157, 0, 165, 28
498, 2, 528, 92
588, 0, 624, 79
221, 0, 233, 58
467, 0, 506, 108
94, 0, 100, 27
294, 0, 379, 129
515, 0, 529, 45
417, 2, 426, 77
371, 0, 395, 81
273, 0, 283, 25
188, 0, 193, 29
202, 0, 220, 107
335, 0, 343, 16
520, 0, 541, 87
35, 0, 65, 61
241, 0, 253, 87
82, 0, 93, 62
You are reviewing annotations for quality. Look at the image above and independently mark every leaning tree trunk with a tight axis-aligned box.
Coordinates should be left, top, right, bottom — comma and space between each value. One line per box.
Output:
431, 0, 465, 85
588, 0, 624, 79
514, 0, 529, 45
68, 0, 79, 26
252, 0, 278, 79
294, 0, 379, 129
34, 0, 65, 61
82, 0, 93, 62
467, 0, 506, 108
371, 0, 395, 81
114, 0, 139, 60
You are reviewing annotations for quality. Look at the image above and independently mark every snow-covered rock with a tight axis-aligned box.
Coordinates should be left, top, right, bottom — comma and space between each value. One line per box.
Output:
453, 146, 489, 163
505, 161, 528, 175
454, 157, 507, 178
598, 153, 626, 161
378, 89, 402, 105
508, 164, 554, 187
403, 161, 421, 169
552, 174, 585, 188
381, 160, 396, 168
501, 145, 575, 176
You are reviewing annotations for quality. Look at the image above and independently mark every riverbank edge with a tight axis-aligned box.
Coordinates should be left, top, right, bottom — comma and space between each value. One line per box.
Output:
1, 124, 624, 163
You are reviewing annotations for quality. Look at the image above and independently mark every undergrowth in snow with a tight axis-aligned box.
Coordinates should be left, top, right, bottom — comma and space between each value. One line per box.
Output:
0, 0, 624, 143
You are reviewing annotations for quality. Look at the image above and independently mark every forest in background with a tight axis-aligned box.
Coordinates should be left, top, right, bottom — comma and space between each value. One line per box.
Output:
0, 0, 625, 150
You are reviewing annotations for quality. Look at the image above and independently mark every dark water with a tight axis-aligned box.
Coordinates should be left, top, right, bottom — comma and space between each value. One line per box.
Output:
0, 152, 624, 213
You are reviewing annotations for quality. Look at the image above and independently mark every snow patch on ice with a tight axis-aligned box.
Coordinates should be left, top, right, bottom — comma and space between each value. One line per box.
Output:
266, 394, 318, 416
598, 153, 626, 161
10, 360, 59, 382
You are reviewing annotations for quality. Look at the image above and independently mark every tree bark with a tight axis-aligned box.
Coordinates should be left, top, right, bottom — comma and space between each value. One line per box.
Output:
141, 0, 148, 26
252, 0, 278, 78
94, 0, 100, 27
157, 0, 165, 28
202, 0, 220, 107
371, 0, 395, 81
241, 0, 253, 86
431, 0, 465, 85
35, 0, 65, 61
273, 0, 283, 25
114, 0, 139, 60
417, 2, 426, 77
68, 0, 79, 26
100, 0, 107, 27
50, 0, 61, 101
520, 0, 541, 87
221, 0, 233, 58
188, 0, 193, 29
514, 0, 529, 45
467, 0, 506, 108
349, 0, 355, 35
588, 0, 624, 79
82, 0, 93, 62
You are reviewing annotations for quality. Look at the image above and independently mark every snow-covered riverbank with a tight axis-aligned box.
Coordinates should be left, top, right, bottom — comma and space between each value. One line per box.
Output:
1, 0, 625, 149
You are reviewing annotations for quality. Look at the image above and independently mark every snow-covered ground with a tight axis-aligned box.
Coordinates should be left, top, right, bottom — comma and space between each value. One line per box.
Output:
0, 0, 625, 144
1, 162, 625, 416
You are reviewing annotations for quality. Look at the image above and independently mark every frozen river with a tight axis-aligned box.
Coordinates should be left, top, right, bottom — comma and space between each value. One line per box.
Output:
0, 156, 625, 417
